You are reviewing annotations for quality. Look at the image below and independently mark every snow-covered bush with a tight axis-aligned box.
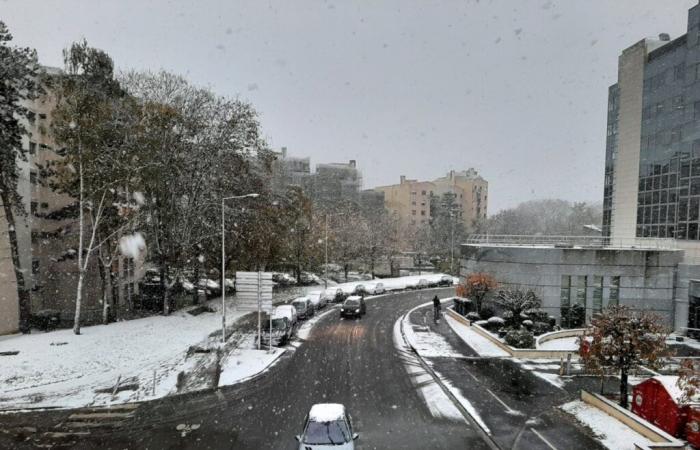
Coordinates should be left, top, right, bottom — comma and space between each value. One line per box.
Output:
522, 319, 533, 330
504, 328, 535, 349
532, 321, 553, 336
466, 312, 481, 322
486, 316, 505, 332
474, 320, 488, 328
479, 306, 495, 321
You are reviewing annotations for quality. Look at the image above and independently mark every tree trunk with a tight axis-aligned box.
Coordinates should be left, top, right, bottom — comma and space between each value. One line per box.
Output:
106, 240, 119, 320
344, 263, 349, 282
192, 261, 200, 306
619, 365, 629, 408
98, 244, 109, 325
1, 194, 31, 333
73, 155, 85, 335
160, 261, 169, 315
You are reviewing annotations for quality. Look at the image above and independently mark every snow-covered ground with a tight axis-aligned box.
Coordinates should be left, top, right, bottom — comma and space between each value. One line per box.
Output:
561, 400, 654, 450
537, 336, 579, 351
218, 335, 285, 388
0, 274, 454, 411
444, 314, 509, 357
0, 305, 249, 410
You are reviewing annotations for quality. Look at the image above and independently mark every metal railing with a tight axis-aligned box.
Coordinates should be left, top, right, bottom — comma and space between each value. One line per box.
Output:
465, 234, 678, 250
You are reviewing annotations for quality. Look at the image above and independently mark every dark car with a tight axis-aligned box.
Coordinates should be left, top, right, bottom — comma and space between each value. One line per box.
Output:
292, 297, 315, 320
340, 296, 366, 319
438, 275, 455, 286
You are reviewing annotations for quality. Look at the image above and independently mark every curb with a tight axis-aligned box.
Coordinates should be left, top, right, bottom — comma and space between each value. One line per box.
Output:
398, 303, 502, 450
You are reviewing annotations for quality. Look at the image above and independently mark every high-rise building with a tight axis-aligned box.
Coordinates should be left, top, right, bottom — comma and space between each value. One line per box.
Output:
603, 2, 700, 259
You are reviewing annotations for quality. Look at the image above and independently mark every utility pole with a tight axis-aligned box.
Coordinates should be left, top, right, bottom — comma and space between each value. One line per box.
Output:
324, 214, 328, 290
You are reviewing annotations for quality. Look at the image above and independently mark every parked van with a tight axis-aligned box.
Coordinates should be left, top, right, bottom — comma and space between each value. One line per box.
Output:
261, 308, 294, 346
274, 304, 298, 329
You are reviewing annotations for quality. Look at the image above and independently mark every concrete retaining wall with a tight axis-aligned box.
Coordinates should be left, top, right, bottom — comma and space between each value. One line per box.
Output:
445, 307, 579, 359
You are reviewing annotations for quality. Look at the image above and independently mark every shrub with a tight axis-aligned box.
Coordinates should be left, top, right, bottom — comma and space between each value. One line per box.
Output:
479, 306, 495, 321
466, 312, 481, 322
532, 321, 553, 336
504, 328, 535, 349
486, 316, 506, 332
522, 319, 533, 330
474, 320, 488, 327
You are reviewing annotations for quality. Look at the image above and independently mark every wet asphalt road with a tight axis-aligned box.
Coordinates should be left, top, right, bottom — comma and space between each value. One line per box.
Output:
409, 306, 604, 450
1, 289, 605, 450
6, 288, 488, 450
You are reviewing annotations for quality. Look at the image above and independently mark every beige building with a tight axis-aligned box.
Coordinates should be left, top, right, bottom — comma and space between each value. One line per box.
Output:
374, 169, 488, 229
0, 68, 142, 335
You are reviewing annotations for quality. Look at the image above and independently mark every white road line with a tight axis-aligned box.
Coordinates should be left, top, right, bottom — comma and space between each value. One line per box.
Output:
464, 367, 479, 382
531, 428, 558, 450
485, 388, 514, 411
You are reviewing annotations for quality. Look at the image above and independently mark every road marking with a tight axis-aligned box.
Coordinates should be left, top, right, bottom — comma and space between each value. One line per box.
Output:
531, 428, 558, 450
485, 388, 523, 416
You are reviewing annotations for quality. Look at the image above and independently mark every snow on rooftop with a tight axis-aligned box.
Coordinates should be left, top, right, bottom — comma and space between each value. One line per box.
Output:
309, 403, 345, 422
651, 375, 684, 404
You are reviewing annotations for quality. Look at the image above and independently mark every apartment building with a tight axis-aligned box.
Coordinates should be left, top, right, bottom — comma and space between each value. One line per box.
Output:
374, 169, 488, 229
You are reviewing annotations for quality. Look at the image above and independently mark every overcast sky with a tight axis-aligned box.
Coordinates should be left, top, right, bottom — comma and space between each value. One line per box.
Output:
2, 0, 696, 212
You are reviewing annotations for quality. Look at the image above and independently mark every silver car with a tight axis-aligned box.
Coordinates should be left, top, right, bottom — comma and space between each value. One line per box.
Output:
296, 403, 358, 449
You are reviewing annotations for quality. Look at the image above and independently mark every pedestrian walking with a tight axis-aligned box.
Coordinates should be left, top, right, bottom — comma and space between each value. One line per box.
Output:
432, 295, 441, 323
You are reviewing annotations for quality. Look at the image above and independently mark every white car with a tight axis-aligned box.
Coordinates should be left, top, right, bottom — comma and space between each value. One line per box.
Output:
366, 282, 386, 295
296, 403, 358, 449
274, 304, 298, 329
307, 291, 327, 310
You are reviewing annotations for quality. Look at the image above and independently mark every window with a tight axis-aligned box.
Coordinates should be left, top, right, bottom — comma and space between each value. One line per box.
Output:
30, 201, 37, 214
675, 62, 686, 80
576, 275, 586, 306
38, 113, 47, 120
673, 95, 685, 110
421, 190, 426, 195
40, 202, 48, 209
656, 102, 665, 116
608, 276, 620, 306
695, 101, 700, 120
592, 276, 603, 313
411, 210, 416, 216
30, 171, 37, 184
420, 210, 425, 216
32, 258, 40, 275
28, 142, 36, 155
560, 275, 571, 309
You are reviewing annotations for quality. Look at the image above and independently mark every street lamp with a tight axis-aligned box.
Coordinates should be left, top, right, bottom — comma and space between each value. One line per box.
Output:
221, 193, 259, 344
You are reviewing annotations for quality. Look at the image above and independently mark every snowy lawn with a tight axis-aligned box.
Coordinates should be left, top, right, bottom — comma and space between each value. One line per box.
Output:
444, 314, 509, 357
0, 307, 247, 410
218, 335, 285, 387
561, 400, 654, 450
537, 336, 579, 351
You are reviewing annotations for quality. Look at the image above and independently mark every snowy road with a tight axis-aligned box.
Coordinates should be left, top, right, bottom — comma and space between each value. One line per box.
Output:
2, 288, 491, 449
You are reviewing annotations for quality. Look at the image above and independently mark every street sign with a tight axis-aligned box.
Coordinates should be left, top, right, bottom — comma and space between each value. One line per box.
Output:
235, 271, 273, 312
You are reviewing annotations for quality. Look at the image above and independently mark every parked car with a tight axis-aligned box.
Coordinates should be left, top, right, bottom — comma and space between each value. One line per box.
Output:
352, 284, 367, 296
292, 297, 315, 320
307, 291, 327, 310
322, 287, 347, 303
438, 275, 455, 286
366, 282, 385, 295
261, 311, 294, 346
198, 278, 221, 296
295, 403, 358, 450
417, 278, 430, 289
273, 272, 298, 286
274, 304, 298, 329
340, 295, 366, 319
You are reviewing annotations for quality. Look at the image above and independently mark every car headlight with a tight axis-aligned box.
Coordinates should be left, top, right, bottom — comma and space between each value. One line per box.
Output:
355, 308, 360, 313
341, 308, 345, 311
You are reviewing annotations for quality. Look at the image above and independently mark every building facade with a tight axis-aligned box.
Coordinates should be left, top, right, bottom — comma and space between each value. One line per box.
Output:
374, 169, 488, 229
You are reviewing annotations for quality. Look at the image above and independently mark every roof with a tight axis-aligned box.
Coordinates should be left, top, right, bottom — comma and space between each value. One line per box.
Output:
652, 376, 685, 404
309, 403, 345, 422
292, 297, 310, 303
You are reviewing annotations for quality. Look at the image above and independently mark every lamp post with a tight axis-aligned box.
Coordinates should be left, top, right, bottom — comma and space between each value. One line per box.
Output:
221, 193, 259, 344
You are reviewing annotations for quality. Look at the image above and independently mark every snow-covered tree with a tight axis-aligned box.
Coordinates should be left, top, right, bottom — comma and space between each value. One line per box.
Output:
580, 306, 669, 407
0, 21, 42, 332
493, 288, 541, 328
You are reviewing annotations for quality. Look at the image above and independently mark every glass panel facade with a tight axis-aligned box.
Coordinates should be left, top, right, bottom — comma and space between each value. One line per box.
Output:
609, 276, 620, 306
592, 276, 603, 312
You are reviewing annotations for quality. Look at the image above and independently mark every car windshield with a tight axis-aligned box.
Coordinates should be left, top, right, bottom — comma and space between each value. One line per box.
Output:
304, 420, 350, 445
271, 318, 287, 330
344, 301, 359, 308
292, 302, 306, 311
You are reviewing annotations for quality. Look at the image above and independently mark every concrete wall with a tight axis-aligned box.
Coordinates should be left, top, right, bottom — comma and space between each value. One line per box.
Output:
0, 203, 20, 336
460, 244, 683, 327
